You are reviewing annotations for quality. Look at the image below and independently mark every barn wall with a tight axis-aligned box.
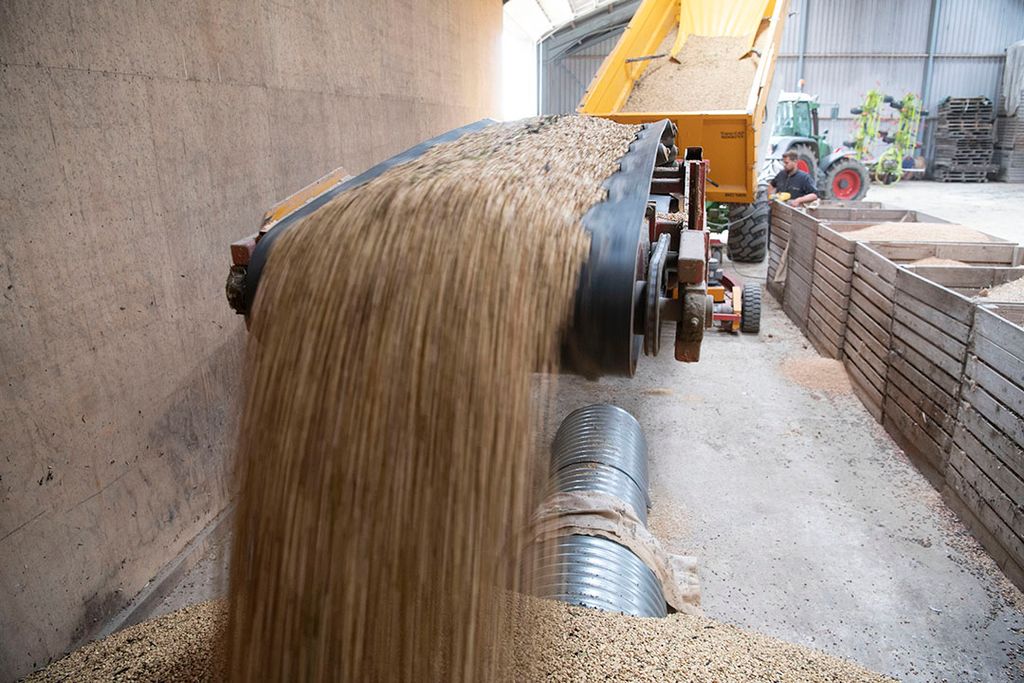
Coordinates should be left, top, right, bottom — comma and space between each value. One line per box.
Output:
0, 1, 500, 678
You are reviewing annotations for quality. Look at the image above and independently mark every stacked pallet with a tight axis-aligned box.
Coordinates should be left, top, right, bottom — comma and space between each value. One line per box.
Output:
933, 97, 996, 182
994, 110, 1024, 182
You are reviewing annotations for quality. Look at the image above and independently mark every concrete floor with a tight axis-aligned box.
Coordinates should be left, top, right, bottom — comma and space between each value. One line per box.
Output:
869, 180, 1024, 244
144, 180, 1024, 681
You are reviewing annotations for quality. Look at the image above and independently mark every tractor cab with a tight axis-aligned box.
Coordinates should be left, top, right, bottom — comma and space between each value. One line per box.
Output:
770, 92, 828, 172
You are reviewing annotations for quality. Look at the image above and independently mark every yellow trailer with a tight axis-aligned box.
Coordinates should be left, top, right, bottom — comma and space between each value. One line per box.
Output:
578, 0, 789, 206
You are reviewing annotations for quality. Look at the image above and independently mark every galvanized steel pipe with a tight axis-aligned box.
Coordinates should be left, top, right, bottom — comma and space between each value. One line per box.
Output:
549, 403, 650, 522
531, 404, 667, 618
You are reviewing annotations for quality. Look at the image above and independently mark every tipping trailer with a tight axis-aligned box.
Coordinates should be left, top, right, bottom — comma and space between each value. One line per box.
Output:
578, 0, 790, 262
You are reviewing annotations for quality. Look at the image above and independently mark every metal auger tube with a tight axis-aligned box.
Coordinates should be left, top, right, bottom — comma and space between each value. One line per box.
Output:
529, 404, 667, 618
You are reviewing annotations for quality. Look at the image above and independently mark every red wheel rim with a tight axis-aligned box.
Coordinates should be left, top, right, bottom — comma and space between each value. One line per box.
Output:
797, 159, 811, 174
832, 169, 862, 200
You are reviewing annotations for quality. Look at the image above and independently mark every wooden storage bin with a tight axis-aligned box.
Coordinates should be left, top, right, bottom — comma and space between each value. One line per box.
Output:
873, 240, 1021, 267
947, 303, 1024, 586
843, 244, 898, 422
780, 207, 819, 333
885, 268, 976, 482
767, 198, 1024, 590
906, 265, 1024, 295
807, 206, 946, 224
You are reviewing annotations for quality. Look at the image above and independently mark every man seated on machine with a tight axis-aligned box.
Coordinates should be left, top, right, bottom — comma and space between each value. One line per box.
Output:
768, 151, 819, 207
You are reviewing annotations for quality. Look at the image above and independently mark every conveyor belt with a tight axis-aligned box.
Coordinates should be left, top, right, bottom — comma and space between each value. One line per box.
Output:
239, 119, 495, 314
234, 117, 673, 378
564, 119, 671, 378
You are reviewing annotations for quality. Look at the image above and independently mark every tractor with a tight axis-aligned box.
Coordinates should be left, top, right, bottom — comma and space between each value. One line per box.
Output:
764, 91, 871, 201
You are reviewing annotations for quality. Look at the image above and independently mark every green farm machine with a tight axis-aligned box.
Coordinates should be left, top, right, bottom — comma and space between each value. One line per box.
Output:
872, 93, 926, 184
764, 91, 871, 201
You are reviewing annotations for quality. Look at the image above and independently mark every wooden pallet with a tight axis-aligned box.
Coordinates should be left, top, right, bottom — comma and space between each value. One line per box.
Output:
996, 115, 1024, 148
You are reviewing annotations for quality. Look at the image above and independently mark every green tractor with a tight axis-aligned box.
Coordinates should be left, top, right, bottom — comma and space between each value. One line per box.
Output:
765, 92, 871, 201
725, 92, 869, 264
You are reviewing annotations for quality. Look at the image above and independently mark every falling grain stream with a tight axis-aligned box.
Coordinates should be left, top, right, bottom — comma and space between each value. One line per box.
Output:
225, 116, 637, 681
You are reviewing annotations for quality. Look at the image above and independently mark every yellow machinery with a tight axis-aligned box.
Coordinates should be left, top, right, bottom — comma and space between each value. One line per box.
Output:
578, 0, 789, 205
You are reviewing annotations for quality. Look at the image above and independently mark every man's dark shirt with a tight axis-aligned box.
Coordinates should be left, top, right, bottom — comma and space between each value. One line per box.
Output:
772, 169, 817, 198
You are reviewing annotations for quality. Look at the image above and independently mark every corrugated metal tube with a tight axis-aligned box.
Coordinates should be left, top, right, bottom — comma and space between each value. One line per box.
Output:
530, 404, 666, 618
549, 403, 650, 522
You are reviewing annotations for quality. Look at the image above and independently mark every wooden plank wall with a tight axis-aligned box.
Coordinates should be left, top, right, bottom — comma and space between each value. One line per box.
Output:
885, 268, 977, 482
806, 225, 855, 359
947, 304, 1024, 586
808, 207, 917, 222
770, 201, 1024, 590
843, 244, 898, 422
907, 266, 1024, 296
781, 209, 819, 332
873, 241, 1020, 267
767, 203, 792, 299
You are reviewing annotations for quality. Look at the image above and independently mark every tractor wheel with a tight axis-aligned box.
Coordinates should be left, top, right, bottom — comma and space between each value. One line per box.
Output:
727, 185, 769, 263
789, 143, 818, 178
741, 282, 761, 334
823, 158, 870, 201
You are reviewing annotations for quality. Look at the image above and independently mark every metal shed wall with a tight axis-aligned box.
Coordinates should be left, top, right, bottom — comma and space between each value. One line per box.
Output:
539, 0, 640, 115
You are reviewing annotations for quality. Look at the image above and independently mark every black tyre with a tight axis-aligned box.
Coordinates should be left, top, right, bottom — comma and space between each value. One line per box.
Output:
727, 185, 769, 263
788, 143, 818, 179
741, 282, 761, 334
822, 158, 870, 201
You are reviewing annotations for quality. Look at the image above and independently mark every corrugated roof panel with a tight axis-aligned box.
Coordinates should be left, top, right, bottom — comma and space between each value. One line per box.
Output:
804, 0, 931, 55
935, 0, 1024, 55
539, 0, 1018, 165
543, 31, 624, 113
803, 56, 924, 114
765, 55, 923, 154
777, 0, 804, 54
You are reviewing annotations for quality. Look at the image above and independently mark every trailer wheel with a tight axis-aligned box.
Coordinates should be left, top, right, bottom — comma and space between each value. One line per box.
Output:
727, 185, 769, 263
741, 282, 761, 334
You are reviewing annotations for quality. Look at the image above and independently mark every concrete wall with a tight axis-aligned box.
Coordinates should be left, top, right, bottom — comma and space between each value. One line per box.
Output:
0, 1, 500, 678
